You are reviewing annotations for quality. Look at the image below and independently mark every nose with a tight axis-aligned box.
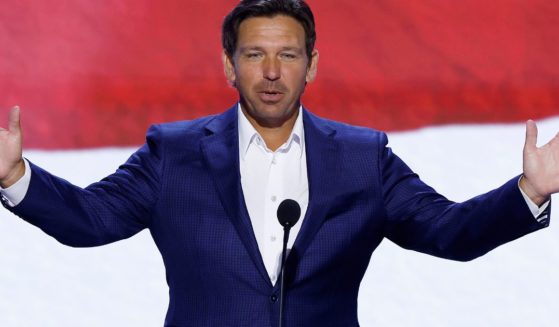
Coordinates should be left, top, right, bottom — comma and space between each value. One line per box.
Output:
263, 57, 280, 81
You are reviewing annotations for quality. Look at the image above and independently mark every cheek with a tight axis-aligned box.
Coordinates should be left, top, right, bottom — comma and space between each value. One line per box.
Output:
235, 66, 260, 85
233, 76, 258, 99
288, 68, 310, 86
289, 65, 310, 78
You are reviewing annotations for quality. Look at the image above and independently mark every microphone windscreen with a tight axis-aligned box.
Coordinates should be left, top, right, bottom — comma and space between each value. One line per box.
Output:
277, 199, 301, 228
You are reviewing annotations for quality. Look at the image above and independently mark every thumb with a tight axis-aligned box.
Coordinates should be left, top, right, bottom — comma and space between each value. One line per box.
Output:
524, 119, 538, 152
8, 106, 21, 133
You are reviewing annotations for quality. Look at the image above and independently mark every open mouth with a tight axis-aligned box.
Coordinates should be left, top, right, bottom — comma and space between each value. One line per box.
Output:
258, 91, 284, 103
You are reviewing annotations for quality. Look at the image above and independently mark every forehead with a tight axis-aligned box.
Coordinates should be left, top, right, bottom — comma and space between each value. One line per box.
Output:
236, 15, 306, 49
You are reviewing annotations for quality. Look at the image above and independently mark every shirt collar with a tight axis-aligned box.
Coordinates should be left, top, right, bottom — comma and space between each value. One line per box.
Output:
238, 103, 305, 161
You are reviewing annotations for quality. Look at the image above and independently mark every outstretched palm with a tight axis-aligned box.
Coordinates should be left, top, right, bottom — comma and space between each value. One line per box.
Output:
0, 106, 24, 188
521, 120, 559, 205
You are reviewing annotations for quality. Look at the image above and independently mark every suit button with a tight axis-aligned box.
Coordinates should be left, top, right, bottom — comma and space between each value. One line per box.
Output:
270, 295, 278, 303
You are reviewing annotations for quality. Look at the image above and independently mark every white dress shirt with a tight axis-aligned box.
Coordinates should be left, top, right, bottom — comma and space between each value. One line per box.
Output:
238, 104, 309, 285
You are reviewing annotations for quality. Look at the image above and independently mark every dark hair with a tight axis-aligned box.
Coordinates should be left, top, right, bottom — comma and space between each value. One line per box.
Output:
222, 0, 316, 59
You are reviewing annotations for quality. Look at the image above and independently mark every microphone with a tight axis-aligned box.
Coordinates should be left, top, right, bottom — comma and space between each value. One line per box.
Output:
277, 199, 301, 229
277, 199, 301, 327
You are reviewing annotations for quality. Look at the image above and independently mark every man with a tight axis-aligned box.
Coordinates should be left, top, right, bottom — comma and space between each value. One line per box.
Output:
0, 0, 557, 326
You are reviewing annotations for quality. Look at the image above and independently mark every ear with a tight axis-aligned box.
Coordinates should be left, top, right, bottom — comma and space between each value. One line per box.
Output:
222, 50, 236, 87
306, 49, 319, 83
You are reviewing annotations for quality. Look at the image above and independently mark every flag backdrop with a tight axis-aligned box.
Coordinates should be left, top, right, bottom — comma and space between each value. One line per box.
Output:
1, 1, 559, 326
1, 0, 558, 148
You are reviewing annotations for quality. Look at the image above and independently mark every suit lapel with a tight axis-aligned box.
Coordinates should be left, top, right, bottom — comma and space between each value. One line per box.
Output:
200, 106, 271, 286
290, 110, 339, 264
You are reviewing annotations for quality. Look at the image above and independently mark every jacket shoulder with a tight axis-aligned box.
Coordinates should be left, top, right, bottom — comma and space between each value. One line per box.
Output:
306, 111, 388, 146
148, 114, 218, 140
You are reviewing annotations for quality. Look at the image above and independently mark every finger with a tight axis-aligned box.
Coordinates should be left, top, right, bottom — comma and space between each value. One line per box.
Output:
8, 106, 21, 133
524, 119, 538, 151
548, 131, 559, 148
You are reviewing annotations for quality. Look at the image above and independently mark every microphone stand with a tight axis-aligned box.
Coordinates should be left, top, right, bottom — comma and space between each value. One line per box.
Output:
279, 224, 291, 327
276, 199, 300, 327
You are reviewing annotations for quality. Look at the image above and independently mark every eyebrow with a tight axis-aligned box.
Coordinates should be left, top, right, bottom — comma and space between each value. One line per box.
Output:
239, 46, 304, 53
280, 47, 303, 53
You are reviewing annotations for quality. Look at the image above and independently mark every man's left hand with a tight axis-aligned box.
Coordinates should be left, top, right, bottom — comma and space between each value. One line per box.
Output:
520, 119, 559, 206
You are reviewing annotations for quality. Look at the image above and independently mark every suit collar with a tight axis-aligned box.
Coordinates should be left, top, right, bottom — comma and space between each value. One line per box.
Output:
204, 104, 237, 135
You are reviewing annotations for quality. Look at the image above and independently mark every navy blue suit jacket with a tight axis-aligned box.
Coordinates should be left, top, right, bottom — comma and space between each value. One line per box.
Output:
7, 106, 550, 326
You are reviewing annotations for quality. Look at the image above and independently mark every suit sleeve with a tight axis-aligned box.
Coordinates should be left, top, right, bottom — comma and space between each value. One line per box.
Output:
4, 125, 163, 247
379, 133, 550, 261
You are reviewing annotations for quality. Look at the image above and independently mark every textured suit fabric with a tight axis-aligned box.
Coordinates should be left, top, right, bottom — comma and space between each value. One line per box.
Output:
7, 105, 550, 326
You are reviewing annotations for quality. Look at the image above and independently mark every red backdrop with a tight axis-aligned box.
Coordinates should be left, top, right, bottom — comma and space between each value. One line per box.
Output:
1, 0, 558, 148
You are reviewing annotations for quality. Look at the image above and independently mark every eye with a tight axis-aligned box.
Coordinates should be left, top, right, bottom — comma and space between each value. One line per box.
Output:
280, 53, 297, 60
245, 52, 263, 60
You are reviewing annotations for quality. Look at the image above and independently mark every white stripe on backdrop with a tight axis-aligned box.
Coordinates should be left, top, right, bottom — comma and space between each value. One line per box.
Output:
1, 116, 558, 326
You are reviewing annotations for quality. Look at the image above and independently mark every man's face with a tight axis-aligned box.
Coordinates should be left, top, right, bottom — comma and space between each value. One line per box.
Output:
223, 15, 318, 128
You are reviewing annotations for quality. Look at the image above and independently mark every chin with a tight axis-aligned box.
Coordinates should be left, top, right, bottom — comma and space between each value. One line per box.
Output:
252, 111, 295, 127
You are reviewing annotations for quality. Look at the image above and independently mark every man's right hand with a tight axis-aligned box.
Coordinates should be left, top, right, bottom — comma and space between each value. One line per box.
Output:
0, 106, 25, 188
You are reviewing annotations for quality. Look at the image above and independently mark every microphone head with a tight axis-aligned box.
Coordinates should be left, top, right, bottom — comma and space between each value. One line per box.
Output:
277, 199, 301, 228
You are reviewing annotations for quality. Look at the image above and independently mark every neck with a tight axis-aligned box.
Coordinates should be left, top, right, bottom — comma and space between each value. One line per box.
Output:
258, 124, 295, 151
242, 108, 300, 152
